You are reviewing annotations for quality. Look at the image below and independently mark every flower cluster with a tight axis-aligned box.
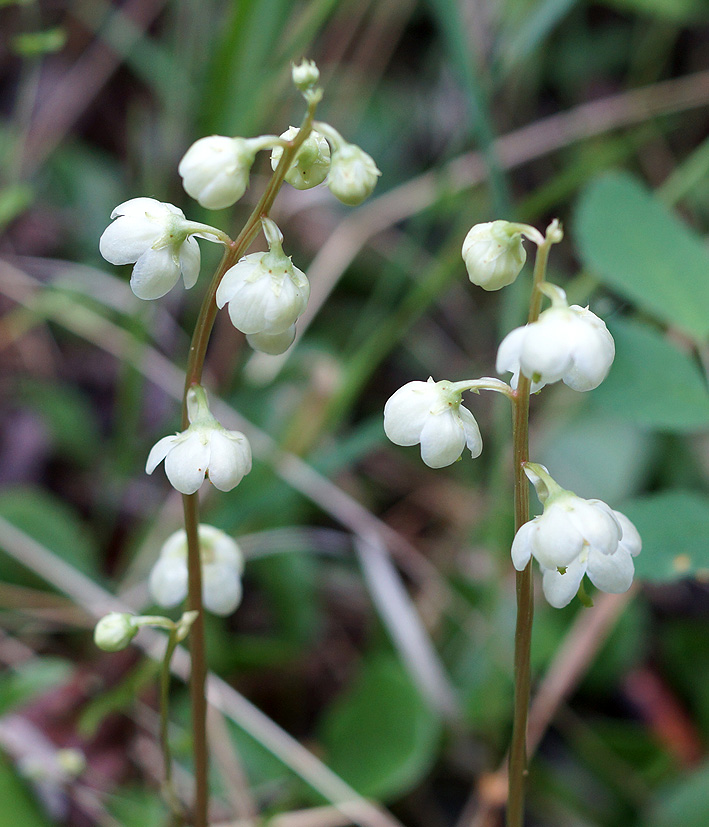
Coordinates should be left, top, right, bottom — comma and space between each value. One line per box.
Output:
383, 218, 641, 607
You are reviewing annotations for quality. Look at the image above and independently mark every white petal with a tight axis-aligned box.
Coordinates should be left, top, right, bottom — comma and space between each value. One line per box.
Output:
567, 499, 621, 555
246, 326, 296, 354
586, 546, 635, 594
159, 528, 188, 560
614, 510, 642, 557
496, 326, 527, 390
202, 564, 243, 615
383, 381, 438, 446
563, 311, 615, 391
99, 215, 159, 264
149, 556, 188, 607
180, 237, 201, 289
130, 247, 181, 300
520, 312, 572, 385
542, 558, 586, 608
209, 529, 244, 574
146, 435, 179, 474
206, 430, 252, 491
419, 410, 465, 468
164, 431, 210, 494
458, 405, 483, 459
215, 256, 260, 308
533, 503, 586, 569
511, 520, 536, 570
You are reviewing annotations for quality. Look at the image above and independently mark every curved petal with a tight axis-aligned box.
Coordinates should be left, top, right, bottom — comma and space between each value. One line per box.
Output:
533, 503, 586, 568
179, 237, 201, 289
542, 557, 586, 608
520, 312, 572, 385
586, 546, 635, 594
99, 215, 160, 264
511, 520, 536, 570
164, 431, 209, 494
130, 247, 181, 300
564, 313, 615, 391
567, 499, 621, 555
419, 409, 465, 468
458, 405, 483, 459
206, 430, 252, 491
246, 325, 296, 355
383, 381, 438, 446
215, 256, 261, 308
202, 564, 243, 615
614, 510, 642, 557
211, 531, 244, 574
146, 435, 179, 474
149, 556, 188, 608
496, 326, 526, 389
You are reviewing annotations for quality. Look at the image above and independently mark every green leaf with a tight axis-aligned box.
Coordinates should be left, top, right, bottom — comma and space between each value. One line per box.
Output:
647, 762, 709, 827
0, 756, 51, 827
589, 318, 709, 432
12, 27, 67, 57
0, 487, 99, 583
575, 172, 709, 340
622, 491, 709, 582
319, 655, 441, 800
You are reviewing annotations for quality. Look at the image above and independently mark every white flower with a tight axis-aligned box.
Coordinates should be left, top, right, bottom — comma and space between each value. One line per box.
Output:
149, 524, 245, 616
179, 135, 279, 209
462, 221, 527, 290
94, 613, 138, 651
384, 377, 483, 468
512, 463, 641, 608
99, 198, 221, 300
215, 217, 309, 354
146, 385, 251, 494
291, 58, 320, 91
497, 287, 615, 392
270, 127, 331, 190
314, 122, 380, 206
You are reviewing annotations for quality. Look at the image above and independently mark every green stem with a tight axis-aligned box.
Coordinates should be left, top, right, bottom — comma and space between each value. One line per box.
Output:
159, 628, 184, 823
179, 96, 321, 827
506, 229, 555, 827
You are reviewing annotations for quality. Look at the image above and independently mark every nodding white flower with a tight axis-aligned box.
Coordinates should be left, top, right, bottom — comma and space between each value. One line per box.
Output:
512, 463, 641, 608
179, 134, 280, 209
270, 127, 331, 190
384, 376, 509, 468
149, 524, 245, 616
94, 613, 139, 651
314, 122, 380, 206
462, 221, 528, 290
216, 217, 309, 354
99, 198, 223, 300
497, 285, 615, 393
146, 385, 251, 494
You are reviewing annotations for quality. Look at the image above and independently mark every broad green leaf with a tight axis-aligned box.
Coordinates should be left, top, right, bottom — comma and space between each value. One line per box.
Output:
647, 762, 709, 827
622, 491, 709, 582
589, 318, 709, 432
319, 655, 441, 800
0, 756, 51, 826
0, 487, 99, 583
575, 172, 709, 340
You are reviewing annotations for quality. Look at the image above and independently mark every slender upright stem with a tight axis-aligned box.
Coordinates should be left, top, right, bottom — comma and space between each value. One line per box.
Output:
506, 231, 555, 827
159, 628, 184, 823
179, 97, 320, 827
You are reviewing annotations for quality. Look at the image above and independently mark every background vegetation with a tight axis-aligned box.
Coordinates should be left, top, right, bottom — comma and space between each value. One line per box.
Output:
2, 0, 709, 825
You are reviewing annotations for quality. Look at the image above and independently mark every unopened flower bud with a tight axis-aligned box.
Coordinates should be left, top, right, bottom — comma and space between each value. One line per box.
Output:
94, 613, 138, 652
462, 221, 527, 290
314, 122, 380, 206
271, 127, 331, 190
292, 58, 320, 91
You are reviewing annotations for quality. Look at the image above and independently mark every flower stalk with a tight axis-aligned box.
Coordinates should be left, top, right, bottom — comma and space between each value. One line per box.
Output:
507, 222, 559, 827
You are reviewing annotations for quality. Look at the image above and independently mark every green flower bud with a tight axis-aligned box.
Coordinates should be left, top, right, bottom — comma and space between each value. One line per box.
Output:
94, 613, 138, 652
